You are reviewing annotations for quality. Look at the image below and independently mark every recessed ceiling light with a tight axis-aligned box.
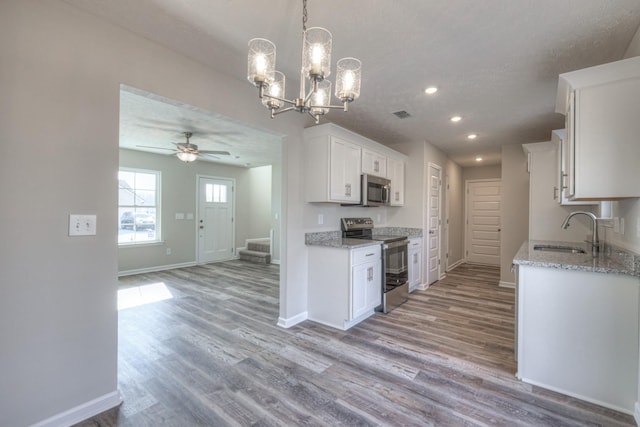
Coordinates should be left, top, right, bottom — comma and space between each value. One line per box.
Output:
425, 86, 438, 95
467, 134, 477, 140
450, 116, 462, 122
475, 157, 483, 162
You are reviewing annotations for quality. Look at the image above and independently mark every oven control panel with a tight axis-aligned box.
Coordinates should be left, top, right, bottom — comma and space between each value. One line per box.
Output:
341, 217, 374, 231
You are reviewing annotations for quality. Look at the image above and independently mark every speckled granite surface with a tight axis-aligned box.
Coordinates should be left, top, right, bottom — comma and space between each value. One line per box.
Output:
305, 227, 422, 249
373, 227, 422, 238
513, 240, 640, 277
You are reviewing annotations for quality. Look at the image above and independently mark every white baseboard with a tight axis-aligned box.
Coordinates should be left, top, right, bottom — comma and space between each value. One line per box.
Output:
277, 311, 307, 328
31, 390, 122, 427
270, 259, 281, 265
520, 377, 633, 416
118, 261, 196, 277
447, 259, 464, 270
499, 281, 515, 288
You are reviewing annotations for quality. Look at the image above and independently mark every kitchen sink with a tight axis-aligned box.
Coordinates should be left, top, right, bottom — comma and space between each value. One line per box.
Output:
533, 244, 585, 254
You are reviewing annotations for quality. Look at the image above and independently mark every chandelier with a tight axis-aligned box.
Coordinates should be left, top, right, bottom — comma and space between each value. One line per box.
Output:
247, 0, 362, 123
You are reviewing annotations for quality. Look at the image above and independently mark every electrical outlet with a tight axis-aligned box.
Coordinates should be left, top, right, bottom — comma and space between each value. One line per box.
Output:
318, 214, 324, 225
620, 218, 625, 235
166, 248, 171, 256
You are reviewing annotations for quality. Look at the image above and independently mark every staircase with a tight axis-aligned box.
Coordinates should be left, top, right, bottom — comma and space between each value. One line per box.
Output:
238, 238, 271, 264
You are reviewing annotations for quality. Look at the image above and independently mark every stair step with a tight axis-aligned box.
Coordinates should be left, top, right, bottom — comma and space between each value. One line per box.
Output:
239, 249, 271, 264
247, 241, 270, 253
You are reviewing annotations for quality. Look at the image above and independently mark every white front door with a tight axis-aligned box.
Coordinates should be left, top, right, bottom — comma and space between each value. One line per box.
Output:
198, 176, 235, 264
426, 164, 442, 285
465, 180, 501, 265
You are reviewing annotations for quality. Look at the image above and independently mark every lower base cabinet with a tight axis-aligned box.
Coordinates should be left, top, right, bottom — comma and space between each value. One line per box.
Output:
308, 244, 382, 330
408, 237, 423, 292
517, 265, 639, 413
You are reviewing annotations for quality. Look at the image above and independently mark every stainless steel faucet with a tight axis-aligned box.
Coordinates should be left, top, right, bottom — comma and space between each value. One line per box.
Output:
561, 211, 599, 254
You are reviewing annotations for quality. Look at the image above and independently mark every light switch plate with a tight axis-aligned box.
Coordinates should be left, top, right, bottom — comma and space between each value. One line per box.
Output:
175, 213, 185, 220
69, 214, 97, 236
186, 213, 194, 220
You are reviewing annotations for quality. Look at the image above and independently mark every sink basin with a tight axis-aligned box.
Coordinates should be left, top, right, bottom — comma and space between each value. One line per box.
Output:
533, 244, 585, 254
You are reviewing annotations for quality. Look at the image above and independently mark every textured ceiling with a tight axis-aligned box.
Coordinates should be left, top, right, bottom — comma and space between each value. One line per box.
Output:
65, 0, 640, 167
119, 87, 283, 168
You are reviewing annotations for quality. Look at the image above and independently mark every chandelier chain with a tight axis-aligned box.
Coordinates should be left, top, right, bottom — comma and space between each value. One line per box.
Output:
302, 0, 308, 31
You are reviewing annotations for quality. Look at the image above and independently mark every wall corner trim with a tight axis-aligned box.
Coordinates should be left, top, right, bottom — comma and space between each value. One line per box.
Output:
277, 312, 308, 328
31, 390, 122, 427
634, 402, 640, 426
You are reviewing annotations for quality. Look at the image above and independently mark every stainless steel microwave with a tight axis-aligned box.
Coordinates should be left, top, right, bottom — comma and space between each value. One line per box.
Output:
361, 174, 391, 207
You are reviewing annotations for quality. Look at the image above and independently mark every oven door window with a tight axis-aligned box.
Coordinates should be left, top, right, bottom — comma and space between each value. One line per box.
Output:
385, 244, 408, 290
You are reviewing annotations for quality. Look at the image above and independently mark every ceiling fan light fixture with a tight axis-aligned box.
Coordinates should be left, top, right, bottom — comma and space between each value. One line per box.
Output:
177, 151, 197, 162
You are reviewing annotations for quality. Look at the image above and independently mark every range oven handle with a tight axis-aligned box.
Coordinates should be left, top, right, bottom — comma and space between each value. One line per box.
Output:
383, 239, 410, 250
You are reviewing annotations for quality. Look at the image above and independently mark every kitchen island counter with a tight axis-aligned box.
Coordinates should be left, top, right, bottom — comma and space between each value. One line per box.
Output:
513, 240, 639, 277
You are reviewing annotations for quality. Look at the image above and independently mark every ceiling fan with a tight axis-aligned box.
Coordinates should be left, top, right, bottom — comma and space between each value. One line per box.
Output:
137, 132, 231, 162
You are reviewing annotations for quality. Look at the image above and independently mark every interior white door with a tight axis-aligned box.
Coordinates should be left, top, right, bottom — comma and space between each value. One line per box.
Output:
465, 180, 501, 265
198, 177, 235, 264
426, 164, 442, 285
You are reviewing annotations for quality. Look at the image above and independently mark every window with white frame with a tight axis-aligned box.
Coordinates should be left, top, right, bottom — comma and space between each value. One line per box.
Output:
118, 168, 161, 245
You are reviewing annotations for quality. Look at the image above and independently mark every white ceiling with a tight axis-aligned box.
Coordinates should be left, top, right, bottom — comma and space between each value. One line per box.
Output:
66, 0, 640, 167
119, 86, 283, 168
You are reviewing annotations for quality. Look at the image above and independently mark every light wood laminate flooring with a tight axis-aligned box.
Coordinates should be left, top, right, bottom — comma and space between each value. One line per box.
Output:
76, 262, 635, 426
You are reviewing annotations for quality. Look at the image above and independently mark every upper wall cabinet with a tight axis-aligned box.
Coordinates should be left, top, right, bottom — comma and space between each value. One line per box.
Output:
387, 158, 405, 206
304, 123, 407, 205
305, 133, 362, 204
556, 56, 640, 200
362, 149, 387, 177
551, 129, 596, 206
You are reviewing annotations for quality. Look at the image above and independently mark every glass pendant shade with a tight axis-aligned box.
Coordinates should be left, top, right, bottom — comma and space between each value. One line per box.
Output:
302, 27, 332, 80
247, 38, 276, 86
177, 152, 197, 162
311, 80, 331, 115
262, 71, 285, 109
335, 57, 361, 102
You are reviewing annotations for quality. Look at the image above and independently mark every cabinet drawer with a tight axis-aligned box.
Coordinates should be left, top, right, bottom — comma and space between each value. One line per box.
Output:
352, 245, 381, 265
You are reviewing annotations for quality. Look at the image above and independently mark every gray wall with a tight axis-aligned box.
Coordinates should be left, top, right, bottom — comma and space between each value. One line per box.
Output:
446, 159, 464, 267
118, 149, 275, 273
499, 145, 530, 285
462, 164, 501, 182
1, 1, 303, 425
247, 165, 273, 240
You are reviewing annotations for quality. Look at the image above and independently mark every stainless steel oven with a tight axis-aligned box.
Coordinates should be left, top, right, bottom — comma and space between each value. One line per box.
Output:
341, 217, 409, 313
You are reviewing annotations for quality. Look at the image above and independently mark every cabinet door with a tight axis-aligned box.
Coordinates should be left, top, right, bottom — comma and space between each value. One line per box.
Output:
564, 93, 576, 199
330, 137, 362, 203
365, 259, 382, 310
351, 263, 369, 319
387, 158, 405, 206
408, 248, 422, 291
362, 149, 387, 177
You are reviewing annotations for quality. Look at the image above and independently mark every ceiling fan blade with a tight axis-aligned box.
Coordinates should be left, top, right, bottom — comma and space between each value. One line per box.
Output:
198, 150, 231, 155
199, 153, 221, 159
136, 145, 176, 151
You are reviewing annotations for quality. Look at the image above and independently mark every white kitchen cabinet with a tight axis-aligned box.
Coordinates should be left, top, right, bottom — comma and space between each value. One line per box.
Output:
307, 244, 382, 330
552, 129, 597, 206
304, 134, 362, 204
362, 149, 387, 177
517, 265, 639, 413
523, 141, 595, 242
556, 56, 640, 200
408, 237, 423, 292
386, 157, 405, 206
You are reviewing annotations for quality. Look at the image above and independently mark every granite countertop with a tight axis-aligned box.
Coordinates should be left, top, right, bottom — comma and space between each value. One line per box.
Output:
513, 240, 640, 277
305, 227, 422, 249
